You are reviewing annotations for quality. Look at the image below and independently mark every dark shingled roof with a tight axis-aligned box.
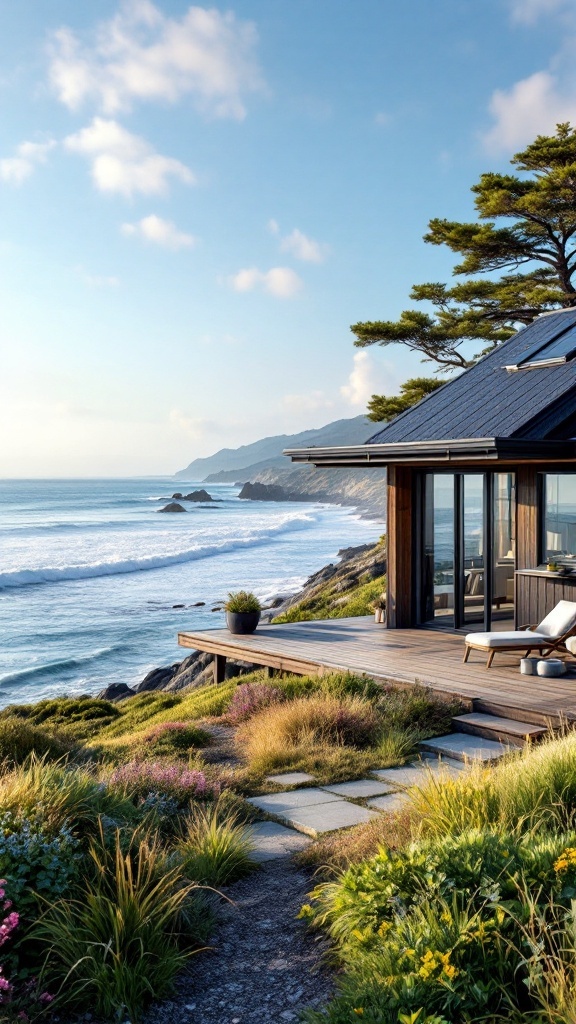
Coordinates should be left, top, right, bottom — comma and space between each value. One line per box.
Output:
367, 309, 576, 445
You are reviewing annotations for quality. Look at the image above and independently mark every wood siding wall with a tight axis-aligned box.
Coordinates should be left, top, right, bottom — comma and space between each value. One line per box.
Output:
516, 467, 539, 572
516, 574, 576, 627
387, 466, 413, 628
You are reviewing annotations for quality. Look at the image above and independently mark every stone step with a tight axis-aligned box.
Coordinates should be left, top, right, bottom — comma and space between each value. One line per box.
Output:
419, 732, 512, 764
453, 712, 548, 747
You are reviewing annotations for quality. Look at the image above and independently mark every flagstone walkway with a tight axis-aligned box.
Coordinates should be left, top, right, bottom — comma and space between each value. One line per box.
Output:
245, 753, 467, 844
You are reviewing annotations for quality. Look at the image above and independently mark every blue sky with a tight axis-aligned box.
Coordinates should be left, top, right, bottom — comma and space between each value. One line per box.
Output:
1, 0, 576, 476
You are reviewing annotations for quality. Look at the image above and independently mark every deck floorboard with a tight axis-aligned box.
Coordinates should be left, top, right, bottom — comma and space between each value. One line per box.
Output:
178, 617, 576, 722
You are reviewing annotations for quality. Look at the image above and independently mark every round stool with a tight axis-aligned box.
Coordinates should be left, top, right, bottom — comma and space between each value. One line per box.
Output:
536, 659, 565, 677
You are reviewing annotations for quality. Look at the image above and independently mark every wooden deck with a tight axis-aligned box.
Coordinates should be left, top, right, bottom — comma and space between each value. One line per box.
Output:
178, 616, 576, 724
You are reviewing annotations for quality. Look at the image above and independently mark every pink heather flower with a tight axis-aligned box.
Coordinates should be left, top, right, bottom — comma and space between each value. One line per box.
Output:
108, 761, 214, 802
39, 992, 54, 1004
0, 978, 11, 991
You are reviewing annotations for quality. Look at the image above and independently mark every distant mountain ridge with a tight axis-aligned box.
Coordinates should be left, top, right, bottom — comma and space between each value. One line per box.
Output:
175, 416, 378, 481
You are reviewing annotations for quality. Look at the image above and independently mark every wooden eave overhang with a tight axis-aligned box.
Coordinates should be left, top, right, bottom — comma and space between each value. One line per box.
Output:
284, 437, 576, 468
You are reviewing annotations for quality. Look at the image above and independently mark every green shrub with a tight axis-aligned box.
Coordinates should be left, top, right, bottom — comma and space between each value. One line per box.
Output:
97, 692, 182, 739
304, 826, 576, 1023
140, 721, 210, 756
36, 829, 197, 1021
0, 810, 80, 923
1, 696, 120, 741
378, 684, 463, 738
0, 716, 72, 765
177, 798, 255, 885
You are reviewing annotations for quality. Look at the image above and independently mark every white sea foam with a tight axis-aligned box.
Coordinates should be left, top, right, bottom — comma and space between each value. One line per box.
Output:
0, 514, 314, 589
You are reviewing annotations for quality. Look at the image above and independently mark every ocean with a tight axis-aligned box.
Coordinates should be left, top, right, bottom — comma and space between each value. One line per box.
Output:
0, 478, 382, 709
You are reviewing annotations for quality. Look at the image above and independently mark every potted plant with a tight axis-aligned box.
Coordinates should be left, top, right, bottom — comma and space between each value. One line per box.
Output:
373, 596, 386, 623
547, 559, 560, 573
225, 591, 262, 634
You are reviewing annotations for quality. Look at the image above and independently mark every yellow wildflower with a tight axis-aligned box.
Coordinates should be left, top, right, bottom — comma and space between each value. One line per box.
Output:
554, 848, 576, 874
353, 1010, 364, 1017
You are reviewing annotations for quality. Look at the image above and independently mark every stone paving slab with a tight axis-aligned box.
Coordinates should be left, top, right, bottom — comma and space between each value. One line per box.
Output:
366, 792, 409, 813
420, 753, 468, 774
419, 732, 511, 763
320, 778, 394, 798
247, 787, 341, 814
275, 799, 380, 837
245, 821, 312, 862
265, 771, 316, 786
370, 760, 464, 788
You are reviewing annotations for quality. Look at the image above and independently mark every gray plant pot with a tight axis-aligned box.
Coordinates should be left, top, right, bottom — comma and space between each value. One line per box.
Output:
226, 610, 260, 635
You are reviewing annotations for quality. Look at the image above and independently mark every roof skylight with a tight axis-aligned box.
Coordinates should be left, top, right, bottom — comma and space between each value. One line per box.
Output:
504, 316, 576, 371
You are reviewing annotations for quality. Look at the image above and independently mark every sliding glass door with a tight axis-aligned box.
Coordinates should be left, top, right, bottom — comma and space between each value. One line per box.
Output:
420, 471, 515, 629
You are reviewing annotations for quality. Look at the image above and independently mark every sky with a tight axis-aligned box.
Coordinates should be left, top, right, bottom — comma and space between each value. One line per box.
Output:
2, 0, 576, 476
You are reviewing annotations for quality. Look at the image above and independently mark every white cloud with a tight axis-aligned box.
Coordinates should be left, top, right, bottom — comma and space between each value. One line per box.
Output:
48, 1, 264, 120
374, 111, 391, 126
340, 352, 401, 408
122, 214, 196, 249
0, 139, 56, 185
482, 70, 576, 152
65, 117, 194, 195
280, 228, 328, 264
229, 266, 303, 298
510, 0, 571, 24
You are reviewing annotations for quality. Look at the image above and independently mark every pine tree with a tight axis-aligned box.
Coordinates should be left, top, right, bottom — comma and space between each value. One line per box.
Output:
359, 123, 576, 420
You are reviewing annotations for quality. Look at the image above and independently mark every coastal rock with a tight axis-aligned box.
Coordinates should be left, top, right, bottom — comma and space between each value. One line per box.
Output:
135, 650, 259, 694
158, 502, 186, 513
97, 682, 136, 702
172, 492, 183, 499
238, 481, 288, 501
182, 489, 213, 502
136, 666, 177, 692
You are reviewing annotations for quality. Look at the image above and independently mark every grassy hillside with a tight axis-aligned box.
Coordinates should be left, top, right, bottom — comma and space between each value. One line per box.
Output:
272, 538, 386, 623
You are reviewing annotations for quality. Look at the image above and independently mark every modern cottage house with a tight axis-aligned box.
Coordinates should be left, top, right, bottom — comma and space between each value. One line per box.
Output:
286, 309, 576, 633
179, 308, 576, 722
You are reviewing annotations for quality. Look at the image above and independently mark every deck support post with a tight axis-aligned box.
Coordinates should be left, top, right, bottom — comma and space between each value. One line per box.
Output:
265, 666, 277, 678
213, 653, 227, 685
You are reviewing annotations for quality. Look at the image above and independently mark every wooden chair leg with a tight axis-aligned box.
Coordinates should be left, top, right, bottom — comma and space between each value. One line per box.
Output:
463, 646, 471, 663
486, 649, 495, 669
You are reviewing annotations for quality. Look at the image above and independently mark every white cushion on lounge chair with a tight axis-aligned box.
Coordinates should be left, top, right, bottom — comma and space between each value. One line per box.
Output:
536, 600, 576, 637
465, 630, 551, 649
565, 635, 576, 655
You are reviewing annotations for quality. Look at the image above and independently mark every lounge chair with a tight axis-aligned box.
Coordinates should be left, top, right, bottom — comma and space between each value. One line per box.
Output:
463, 599, 576, 668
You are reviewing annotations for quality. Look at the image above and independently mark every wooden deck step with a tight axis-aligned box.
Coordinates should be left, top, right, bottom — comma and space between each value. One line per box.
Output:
471, 698, 567, 728
419, 732, 511, 764
453, 712, 548, 747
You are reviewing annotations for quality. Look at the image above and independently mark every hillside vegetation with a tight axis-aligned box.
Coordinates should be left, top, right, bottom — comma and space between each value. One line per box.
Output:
272, 538, 386, 623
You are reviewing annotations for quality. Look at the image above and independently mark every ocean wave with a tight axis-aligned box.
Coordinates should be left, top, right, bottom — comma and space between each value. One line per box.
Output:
0, 646, 120, 688
0, 514, 316, 590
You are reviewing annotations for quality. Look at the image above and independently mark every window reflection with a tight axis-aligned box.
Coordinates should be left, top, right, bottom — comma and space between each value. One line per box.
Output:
544, 475, 576, 560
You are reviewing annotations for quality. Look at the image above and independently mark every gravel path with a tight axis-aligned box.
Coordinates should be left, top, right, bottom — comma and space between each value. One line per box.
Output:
145, 860, 334, 1024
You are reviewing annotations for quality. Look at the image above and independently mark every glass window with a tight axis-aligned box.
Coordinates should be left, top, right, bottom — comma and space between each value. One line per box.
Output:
492, 473, 515, 619
544, 475, 576, 561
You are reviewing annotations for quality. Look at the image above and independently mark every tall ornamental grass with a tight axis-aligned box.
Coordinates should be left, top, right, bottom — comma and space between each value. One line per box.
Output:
0, 757, 136, 837
177, 798, 255, 885
410, 730, 576, 835
237, 694, 381, 775
36, 829, 199, 1022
